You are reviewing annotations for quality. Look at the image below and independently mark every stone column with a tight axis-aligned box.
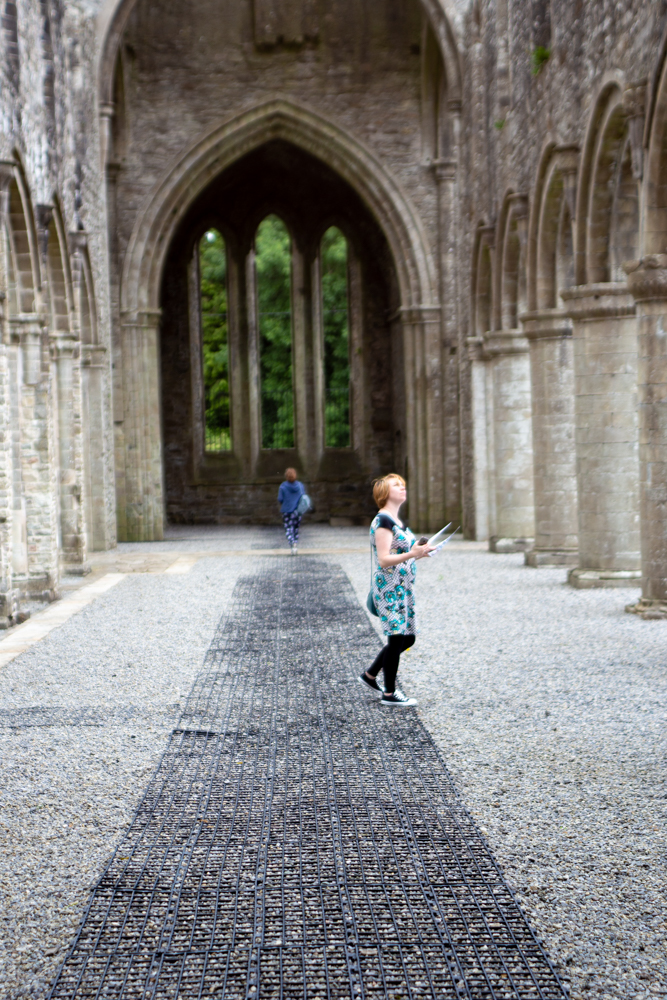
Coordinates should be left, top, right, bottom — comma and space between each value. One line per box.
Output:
11, 314, 60, 599
434, 155, 462, 525
484, 329, 535, 552
52, 337, 88, 573
401, 305, 443, 532
521, 309, 578, 566
467, 335, 490, 541
561, 284, 641, 588
118, 309, 164, 541
81, 343, 108, 551
625, 257, 667, 616
0, 164, 18, 625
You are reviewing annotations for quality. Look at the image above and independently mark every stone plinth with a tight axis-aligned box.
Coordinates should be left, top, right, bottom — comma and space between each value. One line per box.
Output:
484, 329, 535, 554
625, 257, 667, 616
521, 310, 578, 567
561, 283, 641, 588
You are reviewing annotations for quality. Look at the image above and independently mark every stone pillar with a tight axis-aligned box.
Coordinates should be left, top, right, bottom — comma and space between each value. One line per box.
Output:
401, 305, 443, 532
11, 314, 60, 599
434, 155, 462, 525
0, 164, 18, 625
625, 257, 667, 616
81, 343, 108, 551
484, 330, 535, 552
118, 309, 164, 541
521, 309, 578, 566
52, 337, 89, 573
561, 284, 641, 588
467, 335, 490, 541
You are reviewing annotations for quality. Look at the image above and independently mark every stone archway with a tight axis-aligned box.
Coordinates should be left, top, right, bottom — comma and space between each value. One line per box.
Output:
115, 101, 441, 539
159, 138, 403, 525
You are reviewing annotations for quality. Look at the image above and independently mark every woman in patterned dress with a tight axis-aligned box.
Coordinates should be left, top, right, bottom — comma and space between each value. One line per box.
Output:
359, 474, 433, 707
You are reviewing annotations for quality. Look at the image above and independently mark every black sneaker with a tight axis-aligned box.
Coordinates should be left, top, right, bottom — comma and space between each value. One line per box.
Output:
358, 672, 384, 695
380, 689, 417, 707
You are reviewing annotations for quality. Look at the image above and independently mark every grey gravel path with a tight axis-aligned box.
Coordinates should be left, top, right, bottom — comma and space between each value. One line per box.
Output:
0, 558, 250, 1000
340, 545, 667, 1000
1, 528, 665, 1000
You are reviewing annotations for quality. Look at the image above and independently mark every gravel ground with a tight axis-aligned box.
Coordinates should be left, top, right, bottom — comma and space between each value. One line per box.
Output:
0, 557, 249, 1000
340, 544, 667, 1000
1, 527, 665, 1000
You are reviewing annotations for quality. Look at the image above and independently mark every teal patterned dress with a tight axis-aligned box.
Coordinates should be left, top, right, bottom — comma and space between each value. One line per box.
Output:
370, 513, 417, 636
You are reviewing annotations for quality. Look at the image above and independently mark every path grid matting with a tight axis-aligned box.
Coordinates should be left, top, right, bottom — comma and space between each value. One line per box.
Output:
48, 558, 568, 1000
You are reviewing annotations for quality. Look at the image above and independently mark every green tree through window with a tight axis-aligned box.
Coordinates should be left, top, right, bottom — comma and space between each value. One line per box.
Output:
256, 215, 294, 449
199, 229, 231, 452
321, 227, 350, 448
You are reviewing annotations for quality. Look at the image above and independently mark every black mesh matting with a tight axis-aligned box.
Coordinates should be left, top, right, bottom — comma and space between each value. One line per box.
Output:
49, 558, 568, 999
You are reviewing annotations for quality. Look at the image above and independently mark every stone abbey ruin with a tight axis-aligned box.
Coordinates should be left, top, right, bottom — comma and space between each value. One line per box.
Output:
1, 0, 667, 620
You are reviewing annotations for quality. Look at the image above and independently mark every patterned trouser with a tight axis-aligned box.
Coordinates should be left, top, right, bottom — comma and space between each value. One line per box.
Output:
282, 511, 302, 546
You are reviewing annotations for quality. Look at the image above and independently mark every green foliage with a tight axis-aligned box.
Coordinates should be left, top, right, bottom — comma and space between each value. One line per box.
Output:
199, 229, 231, 451
256, 215, 294, 449
321, 227, 350, 448
531, 46, 550, 75
494, 119, 506, 131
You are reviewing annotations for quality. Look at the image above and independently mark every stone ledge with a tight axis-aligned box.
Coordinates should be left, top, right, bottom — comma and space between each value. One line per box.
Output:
524, 548, 578, 568
489, 536, 534, 553
569, 568, 641, 589
625, 598, 667, 620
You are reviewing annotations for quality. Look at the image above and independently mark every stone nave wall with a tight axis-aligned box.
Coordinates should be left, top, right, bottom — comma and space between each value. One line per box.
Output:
4, 0, 667, 613
0, 0, 115, 623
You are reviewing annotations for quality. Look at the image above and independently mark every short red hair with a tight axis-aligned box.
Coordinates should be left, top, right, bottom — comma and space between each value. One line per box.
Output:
284, 467, 298, 482
372, 473, 405, 508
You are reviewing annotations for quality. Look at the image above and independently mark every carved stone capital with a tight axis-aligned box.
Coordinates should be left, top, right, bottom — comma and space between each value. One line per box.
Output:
519, 309, 572, 341
560, 282, 636, 320
483, 328, 530, 357
466, 335, 485, 362
431, 158, 457, 184
81, 343, 107, 368
625, 256, 667, 303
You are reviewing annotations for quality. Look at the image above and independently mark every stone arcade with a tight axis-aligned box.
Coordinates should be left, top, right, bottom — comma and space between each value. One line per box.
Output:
1, 0, 667, 618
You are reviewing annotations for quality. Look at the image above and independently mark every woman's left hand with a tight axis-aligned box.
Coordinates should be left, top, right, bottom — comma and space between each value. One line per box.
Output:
411, 542, 434, 560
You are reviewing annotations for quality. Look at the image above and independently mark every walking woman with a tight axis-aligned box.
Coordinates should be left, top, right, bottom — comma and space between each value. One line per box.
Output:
278, 467, 305, 554
360, 474, 432, 706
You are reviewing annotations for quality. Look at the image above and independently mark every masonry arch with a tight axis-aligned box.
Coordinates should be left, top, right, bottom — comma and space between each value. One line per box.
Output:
158, 135, 407, 526
120, 100, 437, 320
644, 30, 667, 255
528, 144, 579, 311
115, 100, 442, 537
495, 191, 529, 331
575, 80, 640, 284
471, 223, 494, 338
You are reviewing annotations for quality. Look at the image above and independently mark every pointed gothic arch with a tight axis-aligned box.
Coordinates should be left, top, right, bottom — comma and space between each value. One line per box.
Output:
120, 99, 438, 320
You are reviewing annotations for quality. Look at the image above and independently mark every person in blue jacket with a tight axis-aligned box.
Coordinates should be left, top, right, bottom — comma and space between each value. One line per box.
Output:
278, 467, 305, 554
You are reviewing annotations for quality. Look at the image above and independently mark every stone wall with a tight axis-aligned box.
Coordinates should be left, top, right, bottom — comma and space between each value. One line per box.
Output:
0, 0, 115, 623
3, 0, 667, 608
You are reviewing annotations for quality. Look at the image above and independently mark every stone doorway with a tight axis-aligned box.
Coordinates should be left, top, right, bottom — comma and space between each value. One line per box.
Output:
159, 139, 403, 525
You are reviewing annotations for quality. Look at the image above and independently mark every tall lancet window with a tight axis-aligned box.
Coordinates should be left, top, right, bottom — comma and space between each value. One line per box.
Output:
256, 215, 294, 449
199, 229, 231, 452
321, 227, 350, 448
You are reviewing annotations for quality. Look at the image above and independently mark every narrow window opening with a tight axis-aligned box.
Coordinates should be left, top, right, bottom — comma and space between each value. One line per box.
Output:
321, 226, 350, 448
256, 215, 294, 449
199, 228, 231, 452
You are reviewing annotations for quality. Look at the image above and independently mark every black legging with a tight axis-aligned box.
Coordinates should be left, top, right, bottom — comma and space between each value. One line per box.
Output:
367, 634, 416, 694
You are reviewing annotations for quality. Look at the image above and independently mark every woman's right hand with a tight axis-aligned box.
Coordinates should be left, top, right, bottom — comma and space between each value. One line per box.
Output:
411, 542, 434, 560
